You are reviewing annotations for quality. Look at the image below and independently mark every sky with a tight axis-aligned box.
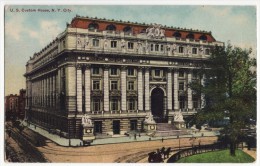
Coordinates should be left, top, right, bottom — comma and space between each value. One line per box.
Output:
4, 5, 257, 96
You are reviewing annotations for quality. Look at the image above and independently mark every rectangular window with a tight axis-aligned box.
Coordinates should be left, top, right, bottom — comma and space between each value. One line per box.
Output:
92, 67, 100, 75
128, 81, 135, 90
155, 44, 159, 51
193, 100, 198, 109
110, 68, 118, 75
111, 41, 117, 48
130, 120, 137, 131
93, 99, 101, 111
111, 99, 119, 111
179, 70, 184, 77
150, 44, 154, 51
154, 69, 161, 77
179, 96, 186, 109
192, 48, 197, 54
205, 49, 210, 55
128, 99, 136, 110
193, 71, 198, 78
179, 46, 184, 53
94, 121, 102, 133
111, 81, 118, 90
127, 68, 135, 76
128, 42, 134, 49
160, 45, 164, 52
92, 39, 99, 47
93, 80, 100, 90
179, 82, 184, 91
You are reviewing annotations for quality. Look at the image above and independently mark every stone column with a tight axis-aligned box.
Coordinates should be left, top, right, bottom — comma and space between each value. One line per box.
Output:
144, 67, 150, 111
201, 74, 206, 108
137, 67, 143, 111
53, 75, 56, 108
40, 79, 43, 106
44, 77, 47, 107
50, 75, 53, 107
66, 65, 76, 112
187, 70, 193, 110
173, 69, 179, 111
167, 68, 173, 111
47, 76, 49, 107
84, 65, 91, 112
76, 65, 83, 113
121, 66, 127, 112
56, 69, 61, 109
103, 66, 109, 112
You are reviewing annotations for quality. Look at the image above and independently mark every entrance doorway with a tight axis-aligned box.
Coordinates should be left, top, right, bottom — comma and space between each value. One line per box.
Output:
151, 88, 165, 122
113, 120, 120, 134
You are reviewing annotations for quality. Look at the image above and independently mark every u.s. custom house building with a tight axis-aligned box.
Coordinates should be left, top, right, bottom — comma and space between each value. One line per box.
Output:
24, 15, 223, 142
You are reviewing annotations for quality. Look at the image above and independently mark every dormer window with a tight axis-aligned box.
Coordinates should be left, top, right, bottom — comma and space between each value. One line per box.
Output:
173, 31, 182, 38
106, 24, 116, 31
123, 26, 132, 33
88, 22, 99, 30
199, 35, 207, 41
186, 33, 194, 39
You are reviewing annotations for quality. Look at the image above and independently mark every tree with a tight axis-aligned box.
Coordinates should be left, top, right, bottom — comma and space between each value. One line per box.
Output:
190, 44, 256, 156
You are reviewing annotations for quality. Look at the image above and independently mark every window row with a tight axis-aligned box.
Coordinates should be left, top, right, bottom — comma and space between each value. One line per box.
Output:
91, 67, 136, 76
91, 99, 137, 111
88, 22, 209, 41
92, 80, 136, 91
90, 38, 210, 55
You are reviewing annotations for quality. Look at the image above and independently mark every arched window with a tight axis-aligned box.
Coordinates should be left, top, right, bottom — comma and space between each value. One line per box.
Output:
88, 22, 99, 30
186, 33, 194, 39
173, 31, 182, 38
199, 35, 207, 41
106, 24, 116, 31
123, 26, 132, 32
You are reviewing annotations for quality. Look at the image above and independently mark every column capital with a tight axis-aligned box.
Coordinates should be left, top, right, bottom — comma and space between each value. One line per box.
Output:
120, 65, 127, 70
144, 66, 150, 71
173, 68, 179, 72
76, 64, 84, 70
83, 64, 91, 69
103, 64, 110, 70
167, 67, 174, 72
137, 66, 144, 72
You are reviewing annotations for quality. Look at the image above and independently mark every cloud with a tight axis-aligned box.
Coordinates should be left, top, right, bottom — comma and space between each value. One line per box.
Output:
30, 20, 62, 46
5, 15, 25, 40
5, 13, 62, 47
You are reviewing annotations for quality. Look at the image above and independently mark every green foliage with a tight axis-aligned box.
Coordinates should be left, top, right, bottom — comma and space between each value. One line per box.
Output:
176, 150, 255, 163
190, 44, 256, 155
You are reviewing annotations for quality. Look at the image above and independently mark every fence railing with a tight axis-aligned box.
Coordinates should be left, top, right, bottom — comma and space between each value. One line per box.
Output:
167, 142, 227, 163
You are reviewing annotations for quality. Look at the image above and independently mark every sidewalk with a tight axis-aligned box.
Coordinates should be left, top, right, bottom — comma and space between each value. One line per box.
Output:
23, 121, 219, 146
242, 149, 257, 160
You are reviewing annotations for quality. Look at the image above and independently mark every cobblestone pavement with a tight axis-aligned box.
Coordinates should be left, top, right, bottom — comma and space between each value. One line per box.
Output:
37, 136, 218, 163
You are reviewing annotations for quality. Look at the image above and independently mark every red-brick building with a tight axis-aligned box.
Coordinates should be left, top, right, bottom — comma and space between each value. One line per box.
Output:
5, 89, 26, 120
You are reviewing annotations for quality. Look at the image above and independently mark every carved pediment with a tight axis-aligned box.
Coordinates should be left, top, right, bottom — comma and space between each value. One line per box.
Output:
146, 23, 165, 39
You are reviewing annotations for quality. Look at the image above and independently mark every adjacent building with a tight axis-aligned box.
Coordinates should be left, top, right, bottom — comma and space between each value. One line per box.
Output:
24, 15, 223, 139
5, 89, 26, 120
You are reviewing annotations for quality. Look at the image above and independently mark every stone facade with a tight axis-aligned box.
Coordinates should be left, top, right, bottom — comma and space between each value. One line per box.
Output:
24, 16, 223, 139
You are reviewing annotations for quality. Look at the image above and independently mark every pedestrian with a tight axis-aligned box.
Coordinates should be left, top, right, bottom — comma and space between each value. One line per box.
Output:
139, 133, 141, 137
134, 133, 137, 140
161, 138, 164, 142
